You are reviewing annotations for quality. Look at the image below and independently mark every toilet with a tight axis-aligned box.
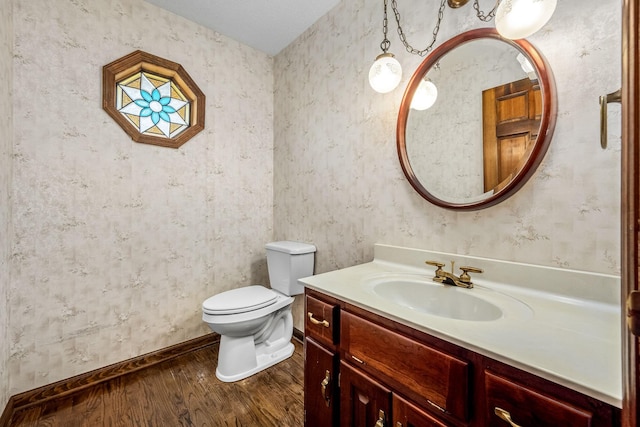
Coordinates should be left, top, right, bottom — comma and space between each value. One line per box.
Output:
202, 241, 316, 382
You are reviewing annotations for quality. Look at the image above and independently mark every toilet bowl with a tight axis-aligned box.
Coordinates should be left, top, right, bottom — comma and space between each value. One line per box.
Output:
202, 241, 316, 382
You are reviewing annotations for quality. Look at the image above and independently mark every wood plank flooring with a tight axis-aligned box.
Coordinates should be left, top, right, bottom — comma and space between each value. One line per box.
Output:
9, 339, 304, 427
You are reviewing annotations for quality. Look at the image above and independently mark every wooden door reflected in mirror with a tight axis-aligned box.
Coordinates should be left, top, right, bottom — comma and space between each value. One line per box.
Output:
482, 77, 542, 193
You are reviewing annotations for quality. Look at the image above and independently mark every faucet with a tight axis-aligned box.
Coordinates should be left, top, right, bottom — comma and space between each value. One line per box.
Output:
425, 260, 483, 289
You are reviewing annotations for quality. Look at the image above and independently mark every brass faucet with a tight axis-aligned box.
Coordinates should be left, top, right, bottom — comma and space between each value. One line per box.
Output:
425, 260, 483, 289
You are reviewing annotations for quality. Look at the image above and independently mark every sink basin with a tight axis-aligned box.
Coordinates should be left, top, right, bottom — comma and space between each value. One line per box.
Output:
363, 274, 532, 321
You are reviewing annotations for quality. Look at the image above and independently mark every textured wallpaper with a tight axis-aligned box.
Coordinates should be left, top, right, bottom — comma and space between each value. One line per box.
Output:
275, 0, 622, 331
8, 0, 274, 395
1, 0, 13, 410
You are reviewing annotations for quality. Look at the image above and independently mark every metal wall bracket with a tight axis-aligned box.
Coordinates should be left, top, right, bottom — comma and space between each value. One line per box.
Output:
599, 89, 622, 149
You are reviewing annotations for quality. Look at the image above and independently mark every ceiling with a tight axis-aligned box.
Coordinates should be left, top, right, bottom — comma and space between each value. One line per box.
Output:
145, 0, 341, 56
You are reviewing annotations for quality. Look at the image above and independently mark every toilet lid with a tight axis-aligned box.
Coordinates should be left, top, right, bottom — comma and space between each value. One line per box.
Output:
202, 285, 278, 315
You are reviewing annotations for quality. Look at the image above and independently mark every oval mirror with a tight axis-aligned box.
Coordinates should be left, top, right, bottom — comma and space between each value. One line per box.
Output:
397, 28, 557, 210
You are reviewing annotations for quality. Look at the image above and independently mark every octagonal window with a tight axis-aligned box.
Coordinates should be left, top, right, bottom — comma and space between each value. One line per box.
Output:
103, 50, 205, 148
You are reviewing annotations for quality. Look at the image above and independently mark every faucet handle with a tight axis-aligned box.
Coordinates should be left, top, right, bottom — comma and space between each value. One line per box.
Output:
459, 266, 483, 284
425, 260, 445, 268
425, 260, 445, 279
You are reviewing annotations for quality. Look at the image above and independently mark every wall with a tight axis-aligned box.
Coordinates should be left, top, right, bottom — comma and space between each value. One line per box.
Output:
8, 0, 274, 395
0, 0, 13, 410
274, 0, 622, 331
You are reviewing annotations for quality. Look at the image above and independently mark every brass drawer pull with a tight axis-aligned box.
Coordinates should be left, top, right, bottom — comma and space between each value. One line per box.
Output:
307, 312, 329, 328
374, 409, 386, 427
321, 370, 331, 407
495, 407, 523, 427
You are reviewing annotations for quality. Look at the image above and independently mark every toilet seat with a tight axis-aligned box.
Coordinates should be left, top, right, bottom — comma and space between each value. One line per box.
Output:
202, 285, 277, 315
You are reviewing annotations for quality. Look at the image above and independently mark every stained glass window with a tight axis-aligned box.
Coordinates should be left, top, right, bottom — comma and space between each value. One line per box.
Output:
103, 51, 205, 148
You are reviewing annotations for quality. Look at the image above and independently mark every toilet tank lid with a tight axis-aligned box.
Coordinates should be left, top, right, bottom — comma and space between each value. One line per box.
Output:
265, 241, 316, 254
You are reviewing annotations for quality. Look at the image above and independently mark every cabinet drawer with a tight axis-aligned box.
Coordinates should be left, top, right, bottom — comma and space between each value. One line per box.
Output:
305, 294, 339, 347
342, 311, 470, 422
485, 371, 593, 427
393, 394, 452, 427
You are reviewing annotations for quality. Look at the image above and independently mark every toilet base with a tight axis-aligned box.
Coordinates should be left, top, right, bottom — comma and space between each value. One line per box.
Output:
215, 341, 295, 382
214, 306, 295, 382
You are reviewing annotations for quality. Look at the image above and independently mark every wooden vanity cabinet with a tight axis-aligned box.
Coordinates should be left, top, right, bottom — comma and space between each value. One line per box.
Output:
303, 289, 620, 427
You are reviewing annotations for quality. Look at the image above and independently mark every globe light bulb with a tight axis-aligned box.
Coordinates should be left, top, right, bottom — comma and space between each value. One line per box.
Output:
410, 79, 438, 110
495, 0, 557, 39
368, 53, 402, 94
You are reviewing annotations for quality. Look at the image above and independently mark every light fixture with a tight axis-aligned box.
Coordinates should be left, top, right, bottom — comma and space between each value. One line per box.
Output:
495, 0, 557, 39
410, 78, 438, 110
369, 0, 556, 93
368, 0, 403, 93
369, 53, 403, 94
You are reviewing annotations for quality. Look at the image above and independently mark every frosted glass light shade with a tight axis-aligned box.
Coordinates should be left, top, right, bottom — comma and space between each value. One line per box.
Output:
410, 79, 438, 110
369, 53, 402, 93
495, 0, 557, 39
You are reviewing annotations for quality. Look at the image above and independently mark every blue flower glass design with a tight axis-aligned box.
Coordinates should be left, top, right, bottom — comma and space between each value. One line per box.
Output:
135, 88, 177, 125
117, 73, 189, 138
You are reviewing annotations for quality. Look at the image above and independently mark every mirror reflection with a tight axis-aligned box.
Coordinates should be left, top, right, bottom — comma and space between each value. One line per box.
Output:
397, 29, 556, 210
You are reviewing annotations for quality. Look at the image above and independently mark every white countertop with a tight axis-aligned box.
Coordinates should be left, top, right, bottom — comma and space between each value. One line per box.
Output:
299, 244, 622, 408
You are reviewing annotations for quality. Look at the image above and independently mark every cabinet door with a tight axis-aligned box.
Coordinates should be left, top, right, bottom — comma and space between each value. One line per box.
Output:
392, 394, 451, 427
305, 338, 339, 427
340, 361, 391, 427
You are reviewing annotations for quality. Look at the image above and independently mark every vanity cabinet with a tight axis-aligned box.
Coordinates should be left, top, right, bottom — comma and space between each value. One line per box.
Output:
304, 288, 620, 427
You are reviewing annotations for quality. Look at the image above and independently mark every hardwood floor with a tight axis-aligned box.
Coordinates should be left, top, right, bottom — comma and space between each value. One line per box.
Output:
9, 339, 304, 427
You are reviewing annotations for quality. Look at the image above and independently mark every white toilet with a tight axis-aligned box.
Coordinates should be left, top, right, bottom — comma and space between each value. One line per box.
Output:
202, 241, 316, 382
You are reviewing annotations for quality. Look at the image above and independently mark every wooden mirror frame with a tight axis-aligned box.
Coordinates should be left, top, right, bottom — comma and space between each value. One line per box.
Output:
397, 28, 557, 210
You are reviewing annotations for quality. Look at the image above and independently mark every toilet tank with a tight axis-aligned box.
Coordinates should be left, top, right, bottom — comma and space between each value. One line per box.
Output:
265, 241, 316, 296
